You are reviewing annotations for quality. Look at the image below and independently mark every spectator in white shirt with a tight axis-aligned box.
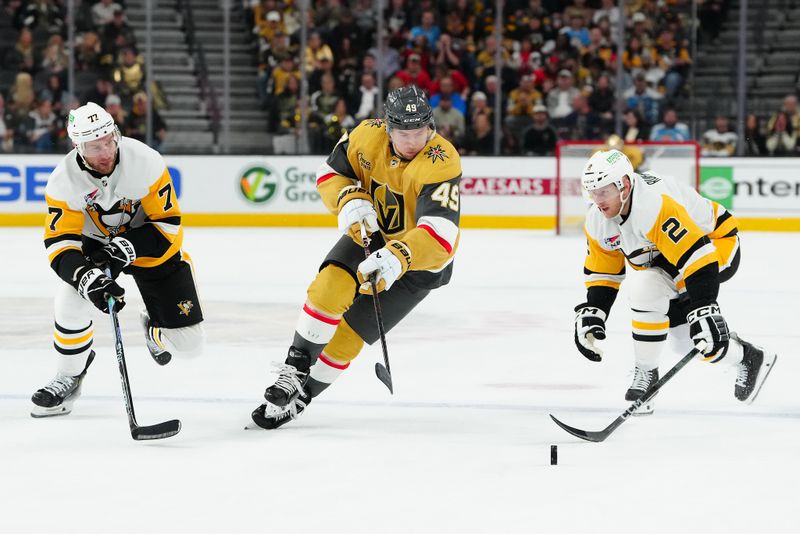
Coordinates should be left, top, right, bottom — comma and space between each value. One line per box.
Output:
354, 73, 380, 121
92, 0, 122, 28
547, 69, 580, 119
702, 115, 738, 156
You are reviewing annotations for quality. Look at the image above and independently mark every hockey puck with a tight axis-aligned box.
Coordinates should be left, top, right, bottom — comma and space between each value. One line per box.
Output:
550, 445, 558, 465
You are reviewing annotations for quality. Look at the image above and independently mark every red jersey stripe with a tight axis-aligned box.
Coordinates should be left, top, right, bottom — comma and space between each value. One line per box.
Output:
418, 224, 453, 254
316, 172, 337, 186
319, 353, 350, 370
302, 304, 341, 326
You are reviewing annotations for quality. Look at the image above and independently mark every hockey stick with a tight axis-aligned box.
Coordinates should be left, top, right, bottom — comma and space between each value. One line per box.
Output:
550, 341, 707, 442
359, 222, 394, 394
106, 269, 181, 440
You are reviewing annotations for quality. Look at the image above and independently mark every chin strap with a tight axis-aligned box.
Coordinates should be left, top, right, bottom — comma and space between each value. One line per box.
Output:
614, 181, 633, 218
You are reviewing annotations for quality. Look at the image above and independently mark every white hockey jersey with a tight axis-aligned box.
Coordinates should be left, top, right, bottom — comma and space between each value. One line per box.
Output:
44, 136, 182, 277
583, 171, 739, 291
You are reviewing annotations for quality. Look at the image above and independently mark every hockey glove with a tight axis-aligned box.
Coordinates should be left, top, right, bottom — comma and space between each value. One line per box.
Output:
77, 267, 126, 314
357, 240, 412, 294
574, 304, 607, 362
337, 185, 379, 236
687, 303, 729, 361
89, 237, 136, 278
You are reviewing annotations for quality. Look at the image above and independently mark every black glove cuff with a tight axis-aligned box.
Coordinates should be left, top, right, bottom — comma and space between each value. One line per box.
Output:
685, 263, 720, 309
585, 285, 618, 316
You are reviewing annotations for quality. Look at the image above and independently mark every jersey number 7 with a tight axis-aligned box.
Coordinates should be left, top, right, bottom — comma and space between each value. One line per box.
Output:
158, 183, 174, 211
48, 207, 63, 231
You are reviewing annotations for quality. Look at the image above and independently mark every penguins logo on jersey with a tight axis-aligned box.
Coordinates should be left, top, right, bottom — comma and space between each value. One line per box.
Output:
370, 179, 405, 234
177, 300, 194, 316
86, 198, 140, 238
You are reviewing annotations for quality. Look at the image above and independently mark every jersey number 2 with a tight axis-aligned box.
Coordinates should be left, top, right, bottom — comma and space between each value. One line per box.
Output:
158, 183, 173, 211
661, 217, 688, 243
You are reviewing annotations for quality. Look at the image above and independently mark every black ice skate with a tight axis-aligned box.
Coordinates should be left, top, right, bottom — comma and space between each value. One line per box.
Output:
263, 346, 312, 407
251, 393, 312, 430
140, 308, 171, 365
625, 366, 659, 416
733, 335, 777, 404
31, 351, 96, 418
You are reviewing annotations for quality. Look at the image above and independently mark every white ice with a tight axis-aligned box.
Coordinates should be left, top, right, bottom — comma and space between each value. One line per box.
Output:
0, 227, 797, 533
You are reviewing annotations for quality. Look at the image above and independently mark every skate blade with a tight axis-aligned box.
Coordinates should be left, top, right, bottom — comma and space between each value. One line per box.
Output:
30, 403, 73, 418
631, 400, 655, 417
744, 352, 777, 405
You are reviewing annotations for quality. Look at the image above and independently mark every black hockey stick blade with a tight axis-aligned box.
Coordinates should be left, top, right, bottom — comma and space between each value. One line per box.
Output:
549, 414, 609, 442
549, 342, 706, 443
131, 419, 182, 440
375, 362, 393, 394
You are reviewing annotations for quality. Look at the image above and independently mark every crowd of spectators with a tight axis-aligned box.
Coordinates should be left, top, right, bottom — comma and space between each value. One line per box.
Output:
247, 0, 716, 156
1, 0, 798, 158
0, 0, 166, 153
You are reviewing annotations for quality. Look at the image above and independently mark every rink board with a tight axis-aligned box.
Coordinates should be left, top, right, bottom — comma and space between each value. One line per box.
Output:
0, 155, 798, 230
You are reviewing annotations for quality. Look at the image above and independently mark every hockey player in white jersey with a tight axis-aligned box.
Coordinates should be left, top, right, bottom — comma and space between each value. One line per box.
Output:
573, 149, 776, 414
31, 102, 205, 418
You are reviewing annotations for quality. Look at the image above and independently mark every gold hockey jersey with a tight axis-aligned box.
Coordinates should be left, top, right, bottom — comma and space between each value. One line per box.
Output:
316, 119, 462, 287
584, 171, 739, 292
44, 136, 182, 286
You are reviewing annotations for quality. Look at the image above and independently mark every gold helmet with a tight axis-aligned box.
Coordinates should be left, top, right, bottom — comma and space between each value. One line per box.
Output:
606, 134, 624, 152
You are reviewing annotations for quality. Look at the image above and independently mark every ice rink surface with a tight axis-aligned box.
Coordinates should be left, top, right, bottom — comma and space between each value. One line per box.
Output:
0, 226, 797, 533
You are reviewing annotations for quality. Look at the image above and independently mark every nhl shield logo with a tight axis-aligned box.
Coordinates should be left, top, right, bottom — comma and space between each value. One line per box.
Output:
177, 300, 194, 316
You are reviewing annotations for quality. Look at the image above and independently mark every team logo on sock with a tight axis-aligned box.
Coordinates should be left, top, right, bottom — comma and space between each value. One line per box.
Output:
177, 300, 194, 316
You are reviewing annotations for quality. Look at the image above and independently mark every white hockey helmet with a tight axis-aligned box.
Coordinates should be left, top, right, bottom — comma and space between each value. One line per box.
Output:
581, 149, 634, 193
67, 102, 120, 155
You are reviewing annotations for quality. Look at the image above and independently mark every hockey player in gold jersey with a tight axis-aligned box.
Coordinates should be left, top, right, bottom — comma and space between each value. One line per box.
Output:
251, 86, 461, 429
573, 149, 776, 414
31, 102, 204, 418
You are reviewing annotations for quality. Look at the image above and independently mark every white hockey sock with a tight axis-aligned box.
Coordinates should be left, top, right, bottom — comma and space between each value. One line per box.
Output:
295, 303, 341, 348
54, 322, 94, 376
632, 310, 670, 370
310, 352, 350, 386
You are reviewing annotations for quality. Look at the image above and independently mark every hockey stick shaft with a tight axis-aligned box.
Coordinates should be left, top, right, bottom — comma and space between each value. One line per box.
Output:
359, 222, 394, 393
550, 341, 707, 442
105, 269, 181, 440
107, 293, 139, 432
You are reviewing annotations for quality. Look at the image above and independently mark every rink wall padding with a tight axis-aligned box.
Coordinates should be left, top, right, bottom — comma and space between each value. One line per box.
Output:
1, 155, 798, 231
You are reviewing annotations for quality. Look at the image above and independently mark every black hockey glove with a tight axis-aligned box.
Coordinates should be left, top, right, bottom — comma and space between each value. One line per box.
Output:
687, 303, 729, 361
89, 237, 136, 278
77, 267, 126, 314
574, 303, 607, 362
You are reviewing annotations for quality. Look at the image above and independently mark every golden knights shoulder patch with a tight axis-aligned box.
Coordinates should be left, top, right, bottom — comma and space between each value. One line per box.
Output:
425, 144, 449, 164
366, 118, 385, 128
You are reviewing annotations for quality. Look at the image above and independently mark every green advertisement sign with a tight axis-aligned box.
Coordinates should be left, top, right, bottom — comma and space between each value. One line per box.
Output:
699, 166, 734, 209
239, 166, 279, 204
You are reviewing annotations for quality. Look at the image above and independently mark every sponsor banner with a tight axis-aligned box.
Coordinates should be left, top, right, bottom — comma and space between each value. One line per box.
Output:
698, 160, 800, 214
461, 177, 555, 196
700, 166, 734, 209
1, 155, 799, 229
178, 156, 326, 213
